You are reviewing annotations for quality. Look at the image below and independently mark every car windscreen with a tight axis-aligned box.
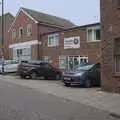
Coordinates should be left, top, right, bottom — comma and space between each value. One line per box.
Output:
4, 61, 19, 65
73, 63, 88, 70
75, 64, 94, 71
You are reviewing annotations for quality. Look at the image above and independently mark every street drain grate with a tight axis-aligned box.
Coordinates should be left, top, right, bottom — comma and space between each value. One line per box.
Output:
109, 113, 120, 119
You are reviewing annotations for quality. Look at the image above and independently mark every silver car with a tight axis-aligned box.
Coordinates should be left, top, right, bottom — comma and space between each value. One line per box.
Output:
0, 60, 19, 73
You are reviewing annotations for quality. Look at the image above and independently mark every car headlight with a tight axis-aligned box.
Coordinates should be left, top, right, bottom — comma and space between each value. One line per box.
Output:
74, 72, 84, 76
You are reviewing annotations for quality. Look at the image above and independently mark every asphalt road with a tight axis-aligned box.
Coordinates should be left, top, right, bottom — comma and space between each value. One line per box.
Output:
0, 80, 118, 120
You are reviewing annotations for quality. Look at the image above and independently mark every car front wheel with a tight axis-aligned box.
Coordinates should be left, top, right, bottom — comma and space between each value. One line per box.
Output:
30, 72, 37, 80
20, 75, 25, 79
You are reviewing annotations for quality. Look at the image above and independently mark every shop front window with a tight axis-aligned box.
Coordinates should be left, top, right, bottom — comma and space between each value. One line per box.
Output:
59, 56, 88, 70
59, 56, 68, 69
44, 56, 52, 63
13, 47, 31, 61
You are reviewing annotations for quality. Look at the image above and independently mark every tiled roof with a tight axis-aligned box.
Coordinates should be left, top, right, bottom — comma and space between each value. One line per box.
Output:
22, 7, 76, 29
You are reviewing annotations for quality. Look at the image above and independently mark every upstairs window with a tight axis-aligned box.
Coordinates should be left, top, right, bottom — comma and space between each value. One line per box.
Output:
19, 27, 23, 38
94, 29, 100, 40
88, 29, 92, 41
12, 29, 17, 40
26, 24, 32, 37
48, 34, 59, 47
87, 26, 101, 42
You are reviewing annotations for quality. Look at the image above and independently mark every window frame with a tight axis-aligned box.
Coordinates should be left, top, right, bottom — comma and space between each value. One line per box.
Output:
114, 39, 120, 73
48, 34, 59, 47
44, 56, 52, 63
115, 55, 120, 73
87, 26, 101, 42
26, 24, 32, 37
19, 27, 23, 38
114, 38, 120, 75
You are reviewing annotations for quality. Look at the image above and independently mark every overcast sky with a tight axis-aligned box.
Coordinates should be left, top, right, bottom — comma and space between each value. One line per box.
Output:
2, 0, 100, 25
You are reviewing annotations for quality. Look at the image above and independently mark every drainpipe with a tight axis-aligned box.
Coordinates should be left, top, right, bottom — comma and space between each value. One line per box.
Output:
37, 23, 40, 60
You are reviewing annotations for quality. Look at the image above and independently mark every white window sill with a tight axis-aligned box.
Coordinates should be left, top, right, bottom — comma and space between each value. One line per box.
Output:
48, 45, 59, 47
87, 40, 101, 43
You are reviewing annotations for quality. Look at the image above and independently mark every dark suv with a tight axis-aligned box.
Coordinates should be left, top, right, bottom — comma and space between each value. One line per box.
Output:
17, 61, 62, 80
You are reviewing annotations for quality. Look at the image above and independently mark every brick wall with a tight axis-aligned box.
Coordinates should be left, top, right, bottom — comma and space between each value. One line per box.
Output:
9, 11, 61, 60
41, 26, 101, 68
101, 0, 120, 92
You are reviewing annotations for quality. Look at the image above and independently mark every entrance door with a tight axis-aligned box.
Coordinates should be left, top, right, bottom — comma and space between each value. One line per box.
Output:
68, 56, 79, 69
68, 56, 88, 70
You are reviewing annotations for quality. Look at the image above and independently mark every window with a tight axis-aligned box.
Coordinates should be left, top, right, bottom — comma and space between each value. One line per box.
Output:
19, 27, 23, 38
116, 56, 120, 72
48, 34, 59, 47
12, 29, 17, 40
88, 29, 92, 41
13, 47, 31, 61
94, 29, 100, 40
26, 24, 32, 37
87, 26, 101, 42
17, 49, 23, 58
115, 39, 120, 72
44, 56, 52, 63
59, 56, 68, 69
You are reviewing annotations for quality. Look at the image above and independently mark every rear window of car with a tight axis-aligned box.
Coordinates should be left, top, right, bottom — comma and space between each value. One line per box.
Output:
43, 63, 53, 69
26, 60, 42, 65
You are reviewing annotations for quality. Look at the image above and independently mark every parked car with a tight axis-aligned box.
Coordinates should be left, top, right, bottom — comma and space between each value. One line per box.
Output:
63, 63, 101, 87
17, 61, 62, 80
0, 60, 19, 73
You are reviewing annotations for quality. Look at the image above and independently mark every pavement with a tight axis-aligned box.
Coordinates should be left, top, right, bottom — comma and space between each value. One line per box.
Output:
0, 74, 120, 117
0, 79, 117, 120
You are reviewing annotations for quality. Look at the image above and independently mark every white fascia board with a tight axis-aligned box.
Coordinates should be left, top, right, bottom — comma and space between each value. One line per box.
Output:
87, 25, 100, 30
21, 9, 38, 24
8, 8, 38, 32
9, 40, 39, 49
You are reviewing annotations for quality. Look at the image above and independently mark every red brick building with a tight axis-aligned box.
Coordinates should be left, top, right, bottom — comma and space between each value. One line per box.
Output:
8, 7, 101, 70
0, 13, 14, 60
8, 7, 75, 61
101, 0, 120, 92
41, 23, 101, 69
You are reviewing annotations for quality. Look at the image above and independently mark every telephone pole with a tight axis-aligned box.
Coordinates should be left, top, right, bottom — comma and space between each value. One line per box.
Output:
1, 0, 4, 73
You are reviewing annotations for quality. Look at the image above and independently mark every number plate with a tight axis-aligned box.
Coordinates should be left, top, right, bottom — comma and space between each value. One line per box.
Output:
64, 77, 71, 80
